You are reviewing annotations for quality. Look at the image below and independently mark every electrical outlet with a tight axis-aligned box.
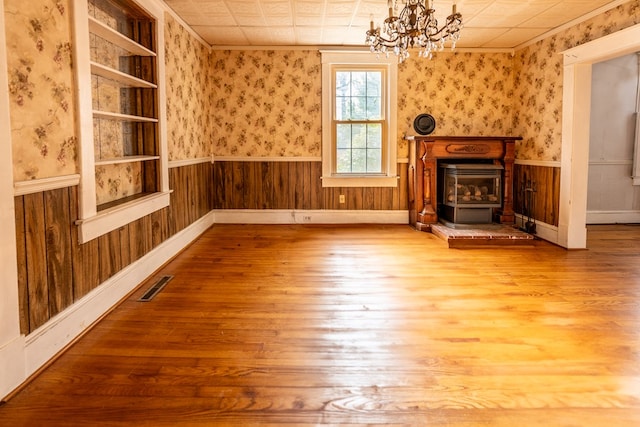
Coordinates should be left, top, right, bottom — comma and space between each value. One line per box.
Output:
303, 216, 312, 222
339, 194, 346, 204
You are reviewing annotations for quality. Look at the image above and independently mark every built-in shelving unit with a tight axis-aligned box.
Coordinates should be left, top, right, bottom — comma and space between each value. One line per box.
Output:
88, 15, 157, 57
73, 0, 169, 243
90, 62, 158, 88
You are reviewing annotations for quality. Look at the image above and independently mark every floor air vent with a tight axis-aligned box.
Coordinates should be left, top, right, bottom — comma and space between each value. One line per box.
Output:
138, 275, 173, 302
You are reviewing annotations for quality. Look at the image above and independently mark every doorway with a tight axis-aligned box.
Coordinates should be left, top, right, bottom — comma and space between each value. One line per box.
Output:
560, 23, 640, 248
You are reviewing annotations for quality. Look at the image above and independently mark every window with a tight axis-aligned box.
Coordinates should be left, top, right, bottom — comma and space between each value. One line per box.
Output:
321, 51, 398, 187
72, 0, 169, 243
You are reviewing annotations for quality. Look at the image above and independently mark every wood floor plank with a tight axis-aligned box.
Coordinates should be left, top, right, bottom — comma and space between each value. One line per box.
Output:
1, 224, 640, 425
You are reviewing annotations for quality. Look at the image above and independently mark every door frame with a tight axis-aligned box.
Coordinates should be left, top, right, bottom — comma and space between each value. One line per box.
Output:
559, 23, 640, 248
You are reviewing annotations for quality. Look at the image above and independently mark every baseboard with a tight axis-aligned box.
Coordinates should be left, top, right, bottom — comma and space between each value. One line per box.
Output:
213, 209, 409, 225
22, 211, 215, 378
0, 335, 26, 400
586, 210, 640, 224
514, 214, 559, 245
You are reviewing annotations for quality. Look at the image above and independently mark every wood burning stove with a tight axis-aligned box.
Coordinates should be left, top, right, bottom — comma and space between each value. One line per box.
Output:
439, 163, 503, 225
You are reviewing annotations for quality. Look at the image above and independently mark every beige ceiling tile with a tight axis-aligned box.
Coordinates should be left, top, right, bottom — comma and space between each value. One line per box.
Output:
343, 26, 371, 46
452, 27, 512, 48
325, 0, 357, 13
241, 25, 297, 45
521, 0, 617, 28
224, 0, 262, 15
464, 0, 557, 27
294, 15, 324, 26
260, 0, 293, 14
295, 26, 324, 44
234, 15, 267, 26
481, 27, 548, 48
177, 10, 235, 26
193, 25, 249, 45
265, 15, 295, 26
168, 0, 231, 16
261, 0, 294, 25
293, 0, 326, 16
268, 27, 298, 44
241, 27, 276, 44
322, 26, 351, 44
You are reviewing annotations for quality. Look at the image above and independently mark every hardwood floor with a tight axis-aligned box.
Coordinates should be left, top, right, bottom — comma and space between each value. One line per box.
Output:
1, 224, 639, 426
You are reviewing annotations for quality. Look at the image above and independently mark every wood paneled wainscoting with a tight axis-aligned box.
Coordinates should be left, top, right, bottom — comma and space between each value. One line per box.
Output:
13, 161, 212, 336
213, 160, 409, 211
513, 163, 561, 227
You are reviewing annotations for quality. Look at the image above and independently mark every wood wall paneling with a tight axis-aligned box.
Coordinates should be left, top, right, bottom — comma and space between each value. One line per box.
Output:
24, 193, 50, 331
213, 161, 408, 212
14, 163, 212, 335
513, 164, 560, 227
14, 196, 29, 334
44, 188, 74, 317
69, 186, 101, 302
310, 162, 323, 209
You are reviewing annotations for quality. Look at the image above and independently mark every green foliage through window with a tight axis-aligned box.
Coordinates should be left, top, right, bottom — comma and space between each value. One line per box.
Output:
334, 70, 383, 174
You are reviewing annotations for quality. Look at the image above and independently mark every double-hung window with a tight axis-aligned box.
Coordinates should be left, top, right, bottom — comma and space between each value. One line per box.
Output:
321, 52, 398, 187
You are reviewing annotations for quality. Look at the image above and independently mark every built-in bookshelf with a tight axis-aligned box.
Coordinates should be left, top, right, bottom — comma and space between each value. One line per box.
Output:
73, 0, 169, 243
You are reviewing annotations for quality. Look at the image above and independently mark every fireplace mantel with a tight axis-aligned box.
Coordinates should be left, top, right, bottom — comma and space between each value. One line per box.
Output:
407, 136, 522, 231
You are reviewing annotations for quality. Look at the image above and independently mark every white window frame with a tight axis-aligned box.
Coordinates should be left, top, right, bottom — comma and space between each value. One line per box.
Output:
321, 51, 398, 188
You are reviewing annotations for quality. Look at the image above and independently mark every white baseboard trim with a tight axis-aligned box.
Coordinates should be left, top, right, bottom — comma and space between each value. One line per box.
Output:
0, 334, 26, 400
22, 211, 215, 378
586, 210, 640, 224
514, 214, 559, 245
213, 209, 409, 225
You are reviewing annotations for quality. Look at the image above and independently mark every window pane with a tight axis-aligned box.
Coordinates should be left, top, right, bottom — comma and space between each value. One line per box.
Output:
367, 97, 381, 119
351, 72, 367, 96
351, 124, 366, 148
367, 148, 382, 173
366, 124, 381, 148
336, 124, 351, 148
336, 148, 351, 173
336, 72, 350, 97
351, 149, 367, 173
350, 97, 367, 119
336, 96, 350, 120
367, 72, 381, 96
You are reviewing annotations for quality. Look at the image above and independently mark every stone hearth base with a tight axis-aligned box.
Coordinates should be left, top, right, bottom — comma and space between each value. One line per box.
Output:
431, 223, 536, 248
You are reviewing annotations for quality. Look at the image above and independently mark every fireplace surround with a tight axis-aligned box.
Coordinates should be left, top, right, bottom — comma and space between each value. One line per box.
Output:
407, 136, 522, 231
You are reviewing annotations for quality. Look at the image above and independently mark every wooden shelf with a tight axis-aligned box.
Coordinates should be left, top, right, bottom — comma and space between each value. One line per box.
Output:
91, 61, 157, 88
95, 155, 160, 166
89, 16, 156, 57
93, 110, 158, 122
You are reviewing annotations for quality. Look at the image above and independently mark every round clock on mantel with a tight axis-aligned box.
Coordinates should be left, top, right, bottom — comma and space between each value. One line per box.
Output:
413, 113, 436, 135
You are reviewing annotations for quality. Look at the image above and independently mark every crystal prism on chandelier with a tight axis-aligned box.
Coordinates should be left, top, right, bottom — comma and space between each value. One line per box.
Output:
365, 0, 463, 62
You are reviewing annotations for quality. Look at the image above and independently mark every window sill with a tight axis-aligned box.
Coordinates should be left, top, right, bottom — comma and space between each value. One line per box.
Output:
321, 175, 398, 188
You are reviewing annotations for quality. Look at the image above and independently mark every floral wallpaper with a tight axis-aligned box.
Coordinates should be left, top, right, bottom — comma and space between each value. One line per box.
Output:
209, 50, 322, 157
95, 162, 142, 206
165, 13, 213, 161
397, 52, 515, 158
5, 0, 77, 181
513, 0, 640, 161
4, 0, 639, 180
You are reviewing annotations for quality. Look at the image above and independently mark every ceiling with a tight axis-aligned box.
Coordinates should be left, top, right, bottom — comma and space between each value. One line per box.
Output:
163, 0, 627, 49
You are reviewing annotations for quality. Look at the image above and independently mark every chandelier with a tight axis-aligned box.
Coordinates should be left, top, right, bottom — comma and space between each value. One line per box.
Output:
365, 0, 463, 62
